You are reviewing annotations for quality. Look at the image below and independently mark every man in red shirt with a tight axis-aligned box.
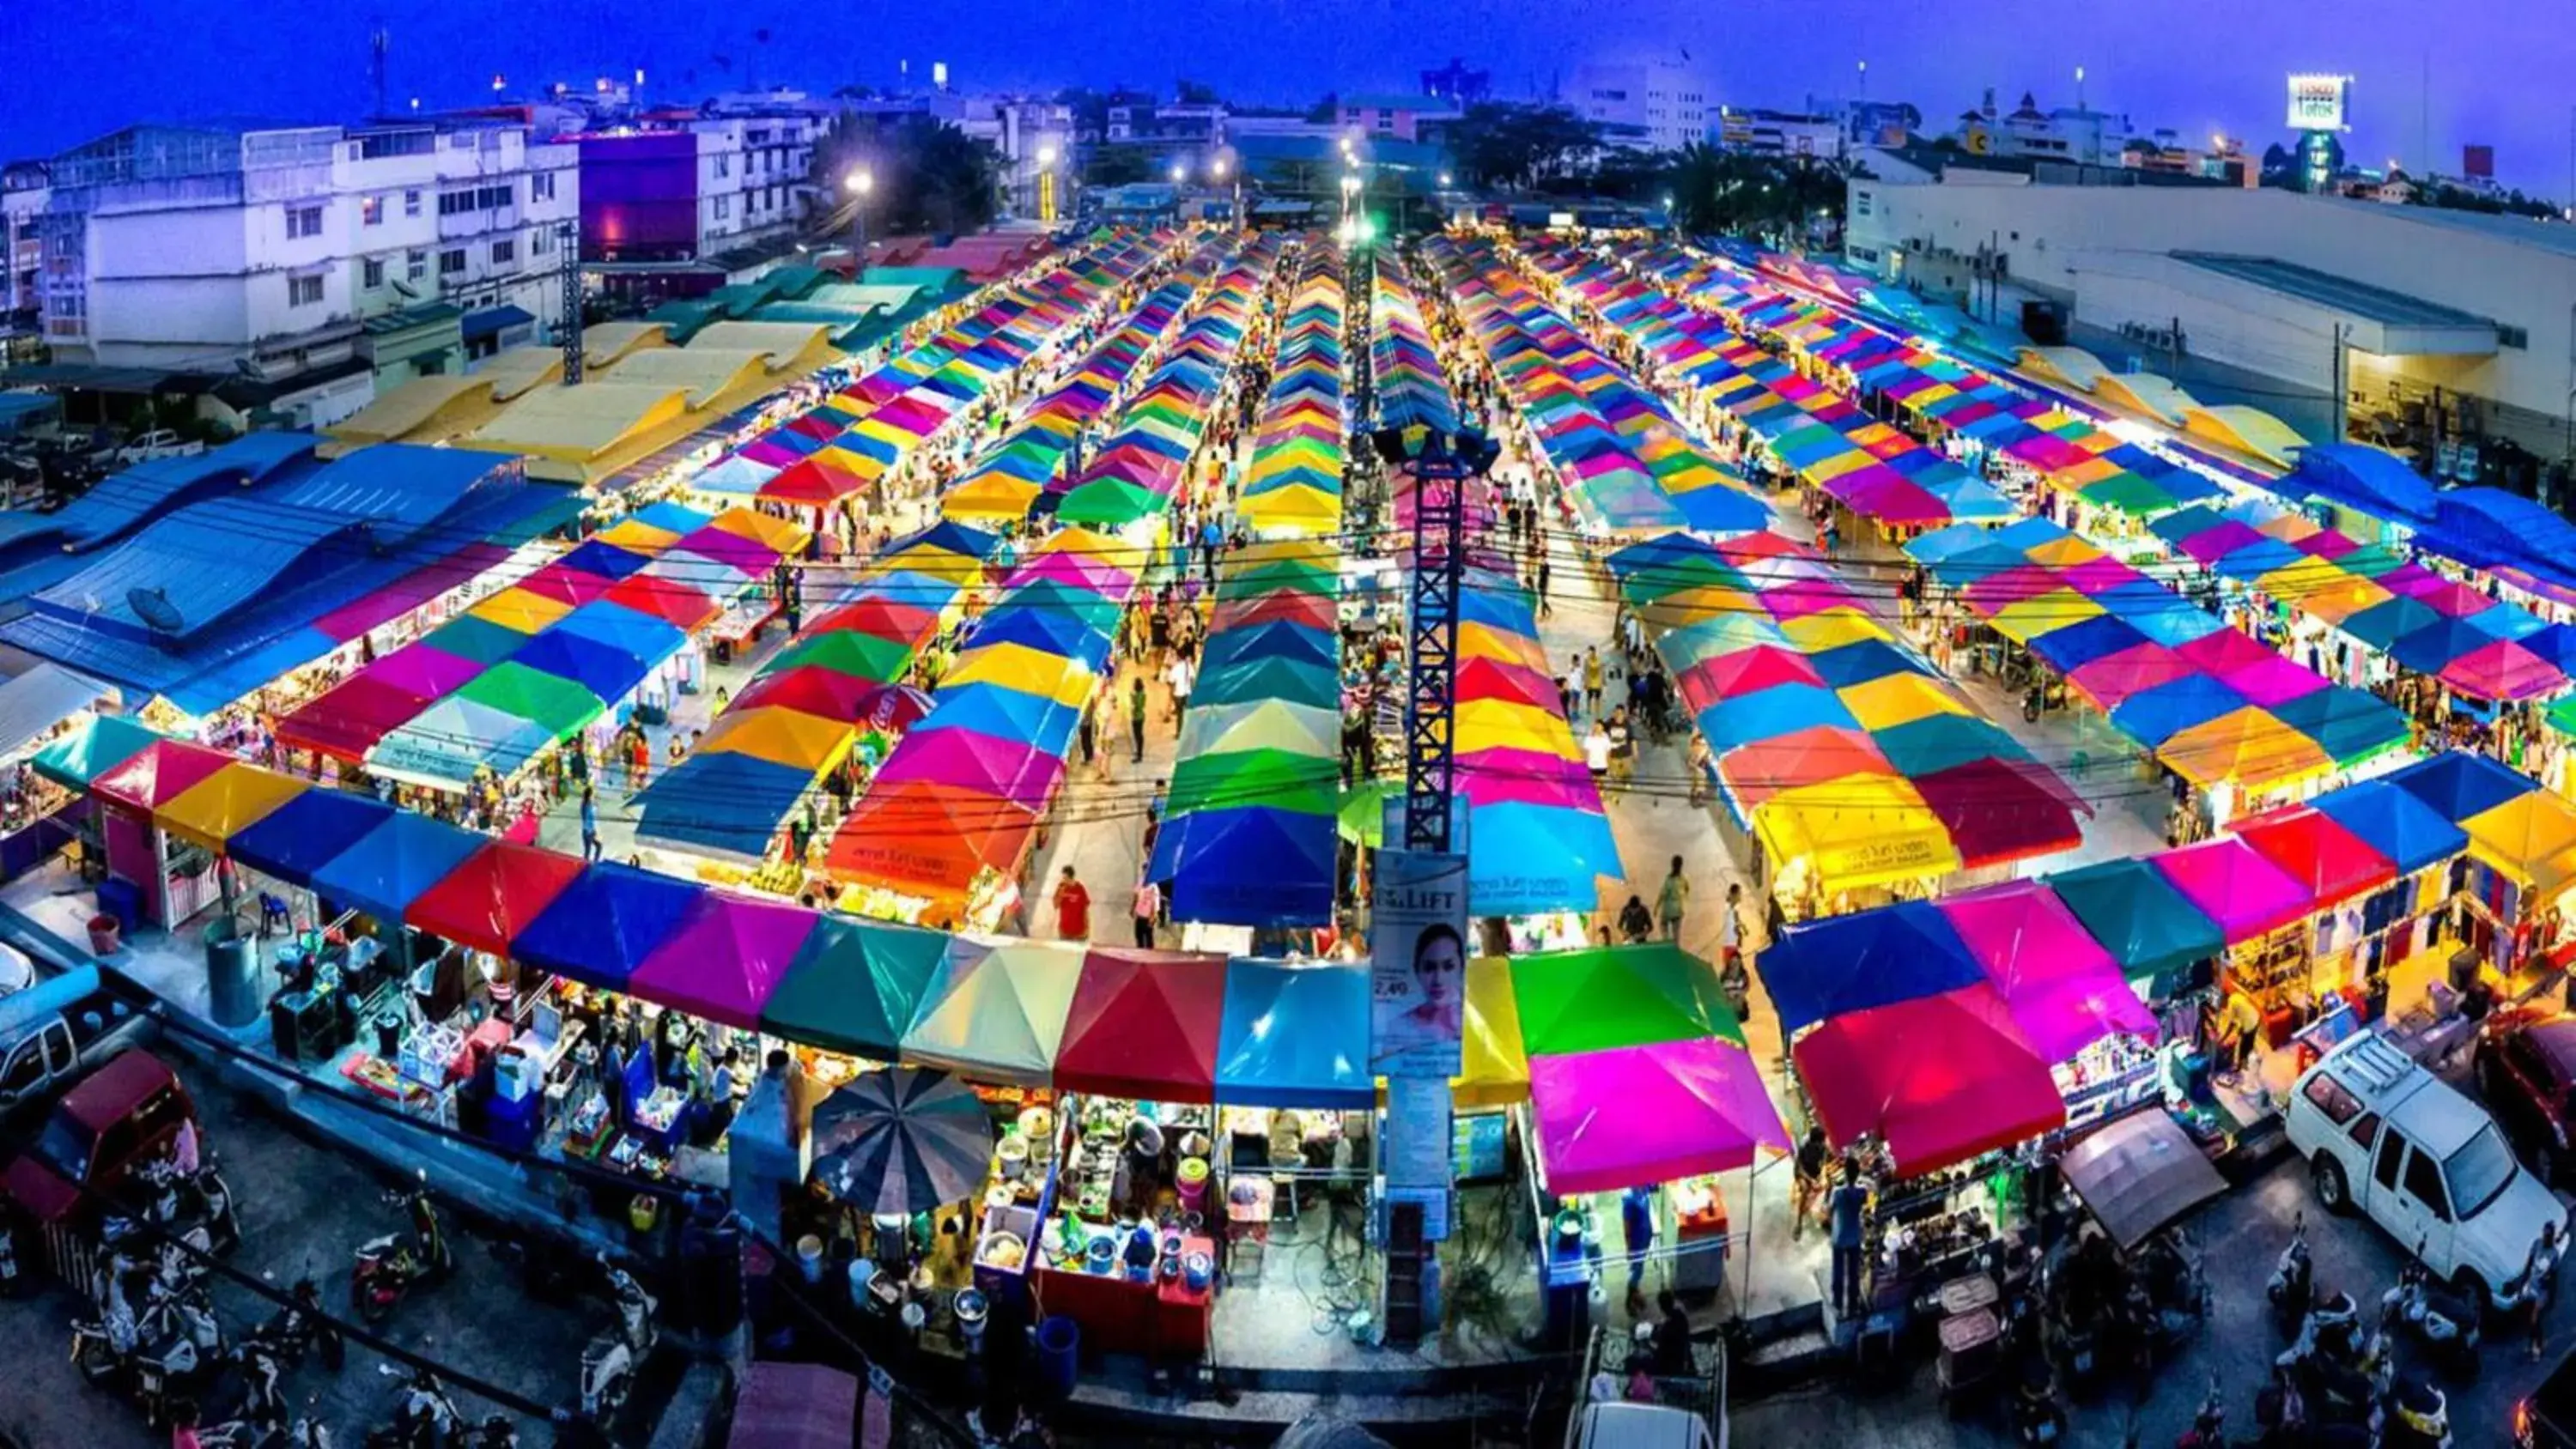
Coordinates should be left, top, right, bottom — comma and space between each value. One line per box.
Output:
1053, 865, 1091, 943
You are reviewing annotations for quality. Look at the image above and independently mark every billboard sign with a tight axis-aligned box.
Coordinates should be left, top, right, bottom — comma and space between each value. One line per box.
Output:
1370, 846, 1469, 1079
2287, 74, 2351, 132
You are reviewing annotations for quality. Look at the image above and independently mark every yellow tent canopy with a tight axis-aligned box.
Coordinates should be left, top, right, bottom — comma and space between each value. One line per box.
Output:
1460, 621, 1552, 673
707, 506, 813, 555
941, 475, 1041, 524
157, 765, 309, 851
470, 586, 577, 635
595, 518, 681, 551
1990, 589, 2103, 645
1777, 609, 1893, 654
1451, 955, 1530, 1108
2158, 707, 2336, 792
1838, 673, 1971, 732
941, 643, 1097, 706
697, 706, 855, 774
1457, 698, 1582, 761
2463, 791, 2576, 891
1753, 777, 1961, 894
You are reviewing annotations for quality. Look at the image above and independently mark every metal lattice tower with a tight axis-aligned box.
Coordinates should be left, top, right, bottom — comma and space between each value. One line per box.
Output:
556, 220, 583, 385
1402, 447, 1467, 853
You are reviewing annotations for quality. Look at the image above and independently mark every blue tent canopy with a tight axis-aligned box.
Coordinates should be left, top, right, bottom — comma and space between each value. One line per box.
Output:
1194, 656, 1336, 711
1758, 901, 1984, 1037
630, 500, 711, 535
558, 540, 653, 581
2093, 585, 2225, 647
1671, 484, 1770, 534
1807, 639, 1933, 690
2209, 538, 2306, 583
927, 682, 1078, 759
2314, 779, 2471, 874
1198, 621, 1336, 676
508, 629, 655, 706
2291, 444, 2439, 524
1699, 683, 1862, 750
2109, 675, 2248, 747
966, 609, 1110, 662
2047, 859, 2222, 980
2339, 596, 2445, 652
2026, 615, 2152, 675
226, 789, 393, 885
1467, 801, 1623, 917
552, 599, 686, 664
1905, 524, 1999, 567
1213, 960, 1373, 1108
311, 812, 485, 922
2384, 750, 2537, 824
630, 753, 817, 861
1928, 541, 2039, 591
1151, 806, 1336, 927
512, 862, 701, 987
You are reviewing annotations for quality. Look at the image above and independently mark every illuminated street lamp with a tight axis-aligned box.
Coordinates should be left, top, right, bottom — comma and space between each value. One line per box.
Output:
1210, 155, 1240, 227
845, 167, 874, 260
1036, 142, 1060, 224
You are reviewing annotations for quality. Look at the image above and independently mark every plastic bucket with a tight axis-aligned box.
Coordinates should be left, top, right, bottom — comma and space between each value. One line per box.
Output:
795, 1234, 824, 1282
1035, 1315, 1079, 1401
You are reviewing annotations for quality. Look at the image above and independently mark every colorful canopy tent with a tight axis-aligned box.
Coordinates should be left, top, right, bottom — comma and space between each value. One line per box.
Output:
1935, 881, 2156, 1064
510, 862, 702, 989
1507, 944, 1741, 1058
154, 764, 308, 851
30, 712, 158, 790
1051, 950, 1230, 1100
368, 698, 555, 788
899, 937, 1084, 1088
223, 787, 393, 884
1757, 902, 1986, 1037
2152, 837, 2316, 943
2231, 808, 2398, 910
2312, 779, 2470, 875
1794, 985, 2068, 1174
310, 812, 487, 923
629, 893, 821, 1029
1526, 1036, 1788, 1194
91, 739, 231, 813
1212, 959, 1372, 1108
1453, 956, 1531, 1109
2046, 858, 2225, 981
2459, 791, 2576, 893
758, 918, 951, 1063
2385, 749, 2537, 824
809, 1069, 998, 1218
402, 840, 585, 956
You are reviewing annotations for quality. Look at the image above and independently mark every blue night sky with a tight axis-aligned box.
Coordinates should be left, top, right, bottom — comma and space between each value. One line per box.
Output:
9, 0, 2574, 194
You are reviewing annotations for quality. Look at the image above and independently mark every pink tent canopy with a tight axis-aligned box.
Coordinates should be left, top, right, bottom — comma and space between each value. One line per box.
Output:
360, 646, 485, 700
1936, 882, 2157, 1064
2061, 555, 2148, 597
1794, 985, 2068, 1174
2153, 837, 2314, 943
629, 892, 821, 1029
1965, 565, 2062, 615
2443, 639, 2563, 701
2175, 629, 2278, 676
2069, 643, 2198, 709
1528, 1037, 1789, 1195
1005, 552, 1129, 594
1456, 747, 1601, 810
874, 730, 1065, 810
2220, 654, 2331, 708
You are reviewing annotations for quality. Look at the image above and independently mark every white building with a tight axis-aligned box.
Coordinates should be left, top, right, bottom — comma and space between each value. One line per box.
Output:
1717, 108, 1845, 165
29, 119, 579, 418
1566, 57, 1712, 153
1844, 161, 2576, 458
686, 113, 822, 257
1954, 90, 2132, 168
955, 97, 1075, 221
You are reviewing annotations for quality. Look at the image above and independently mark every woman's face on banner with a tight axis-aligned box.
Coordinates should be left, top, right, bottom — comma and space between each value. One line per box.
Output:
1414, 931, 1463, 1007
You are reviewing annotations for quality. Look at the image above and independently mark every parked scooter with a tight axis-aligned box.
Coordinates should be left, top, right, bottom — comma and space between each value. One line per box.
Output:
2381, 1249, 2482, 1379
2373, 1373, 2455, 1449
2268, 1213, 2313, 1339
578, 1253, 658, 1419
2278, 1290, 2385, 1429
361, 1365, 459, 1449
2010, 1358, 2066, 1446
70, 1301, 199, 1429
350, 1179, 450, 1324
138, 1154, 240, 1257
2174, 1373, 2227, 1449
253, 1277, 343, 1373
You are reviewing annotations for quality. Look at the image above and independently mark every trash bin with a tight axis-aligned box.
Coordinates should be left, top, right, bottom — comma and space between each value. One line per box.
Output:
1034, 1314, 1078, 1402
204, 919, 259, 1027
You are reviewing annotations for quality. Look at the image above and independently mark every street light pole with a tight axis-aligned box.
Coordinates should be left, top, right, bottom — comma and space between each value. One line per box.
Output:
843, 167, 873, 270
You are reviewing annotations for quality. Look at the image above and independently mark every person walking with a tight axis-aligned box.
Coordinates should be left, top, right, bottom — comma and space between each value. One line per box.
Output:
1132, 876, 1161, 949
1620, 1183, 1656, 1316
1583, 647, 1605, 719
1791, 1126, 1830, 1240
579, 784, 602, 862
1128, 673, 1149, 764
1053, 866, 1092, 943
1828, 1160, 1868, 1319
1166, 652, 1194, 731
1657, 856, 1689, 943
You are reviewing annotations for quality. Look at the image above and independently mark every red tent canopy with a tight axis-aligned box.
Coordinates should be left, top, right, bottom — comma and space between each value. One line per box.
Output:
760, 454, 873, 507
1052, 949, 1230, 1100
1793, 985, 2067, 1175
604, 573, 721, 632
276, 675, 435, 764
824, 782, 1038, 901
93, 740, 232, 812
403, 840, 586, 956
1913, 758, 2085, 870
2232, 806, 2399, 910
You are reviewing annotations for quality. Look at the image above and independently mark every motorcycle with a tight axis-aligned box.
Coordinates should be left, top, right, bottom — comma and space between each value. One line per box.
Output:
70, 1305, 198, 1429
139, 1154, 241, 1258
0, 1216, 22, 1299
351, 1180, 450, 1324
2374, 1374, 2454, 1449
578, 1253, 659, 1419
2279, 1291, 2385, 1429
2175, 1373, 2227, 1449
2129, 1228, 2209, 1361
255, 1277, 344, 1374
2010, 1359, 2065, 1446
2381, 1252, 2482, 1379
232, 1337, 289, 1430
362, 1366, 459, 1449
2268, 1213, 2313, 1339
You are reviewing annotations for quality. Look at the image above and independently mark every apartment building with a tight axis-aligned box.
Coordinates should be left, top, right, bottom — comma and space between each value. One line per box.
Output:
23, 118, 576, 421
579, 110, 823, 303
2, 161, 46, 362
1716, 108, 1847, 165
1567, 57, 1712, 153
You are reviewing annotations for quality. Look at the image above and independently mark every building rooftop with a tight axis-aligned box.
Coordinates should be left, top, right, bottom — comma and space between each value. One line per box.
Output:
2170, 252, 2497, 330
2312, 195, 2576, 262
1338, 93, 1458, 114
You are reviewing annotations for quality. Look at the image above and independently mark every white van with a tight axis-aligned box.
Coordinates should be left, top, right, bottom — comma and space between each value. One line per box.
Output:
2287, 1029, 2567, 1295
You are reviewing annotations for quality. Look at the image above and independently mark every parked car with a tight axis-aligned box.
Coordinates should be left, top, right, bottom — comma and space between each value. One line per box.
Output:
110, 429, 203, 464
2520, 1345, 2576, 1446
2476, 1007, 2576, 1184
2286, 1030, 2566, 1299
1, 1051, 199, 1242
